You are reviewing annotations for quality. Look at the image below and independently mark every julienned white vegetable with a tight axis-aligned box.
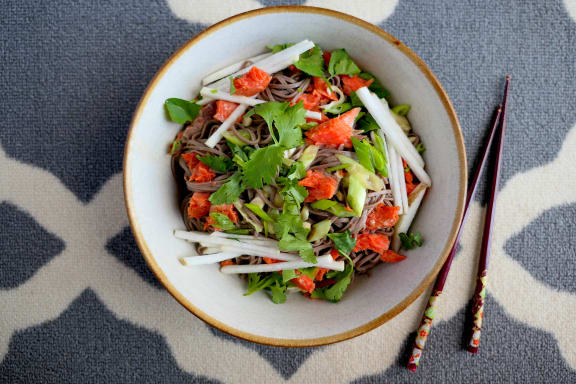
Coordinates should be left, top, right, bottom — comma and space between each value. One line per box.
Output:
174, 229, 281, 257
199, 88, 323, 121
207, 40, 314, 91
200, 88, 260, 105
355, 87, 431, 186
389, 141, 409, 214
391, 184, 427, 251
198, 246, 224, 254
320, 85, 345, 111
204, 103, 250, 148
199, 40, 314, 106
180, 252, 242, 266
208, 231, 277, 246
201, 52, 273, 86
220, 254, 345, 274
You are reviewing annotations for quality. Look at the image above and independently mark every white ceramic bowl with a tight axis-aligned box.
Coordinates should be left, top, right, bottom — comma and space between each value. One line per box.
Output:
124, 6, 466, 346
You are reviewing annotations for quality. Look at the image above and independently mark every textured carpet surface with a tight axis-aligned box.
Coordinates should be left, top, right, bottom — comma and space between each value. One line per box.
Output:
1, 1, 575, 383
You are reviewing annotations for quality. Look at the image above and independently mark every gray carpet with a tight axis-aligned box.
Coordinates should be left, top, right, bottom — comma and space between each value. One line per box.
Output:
1, 0, 575, 382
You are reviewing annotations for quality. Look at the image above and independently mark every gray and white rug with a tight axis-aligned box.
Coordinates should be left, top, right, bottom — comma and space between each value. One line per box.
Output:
1, 0, 575, 382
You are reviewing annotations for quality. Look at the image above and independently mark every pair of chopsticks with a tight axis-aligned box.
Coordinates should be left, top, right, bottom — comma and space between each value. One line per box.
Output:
406, 76, 510, 371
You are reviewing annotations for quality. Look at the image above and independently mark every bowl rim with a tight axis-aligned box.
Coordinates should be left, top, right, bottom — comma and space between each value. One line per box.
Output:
123, 5, 467, 347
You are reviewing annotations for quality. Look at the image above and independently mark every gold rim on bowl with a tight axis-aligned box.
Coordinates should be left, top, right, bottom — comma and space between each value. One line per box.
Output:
123, 5, 467, 347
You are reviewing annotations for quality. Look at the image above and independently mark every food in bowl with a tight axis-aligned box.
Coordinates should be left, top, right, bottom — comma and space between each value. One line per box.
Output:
166, 40, 432, 303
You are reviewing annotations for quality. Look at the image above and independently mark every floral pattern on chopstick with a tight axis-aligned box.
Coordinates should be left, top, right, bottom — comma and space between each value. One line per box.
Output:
468, 271, 488, 352
407, 290, 441, 370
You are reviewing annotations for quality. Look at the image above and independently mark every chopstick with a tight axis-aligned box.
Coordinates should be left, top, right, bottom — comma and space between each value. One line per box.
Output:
406, 76, 510, 371
468, 76, 510, 353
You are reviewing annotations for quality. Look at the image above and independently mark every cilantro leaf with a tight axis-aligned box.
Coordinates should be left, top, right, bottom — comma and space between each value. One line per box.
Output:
327, 231, 356, 259
208, 212, 237, 231
322, 264, 354, 302
358, 72, 390, 100
244, 273, 277, 296
275, 102, 306, 148
287, 161, 307, 180
251, 102, 306, 148
209, 172, 245, 205
399, 232, 424, 250
328, 49, 361, 76
282, 269, 299, 283
241, 144, 285, 189
294, 45, 325, 77
197, 154, 235, 172
278, 234, 316, 263
229, 76, 237, 94
267, 280, 287, 304
164, 98, 201, 124
251, 102, 286, 141
357, 113, 379, 132
267, 43, 295, 53
349, 91, 364, 107
274, 210, 308, 239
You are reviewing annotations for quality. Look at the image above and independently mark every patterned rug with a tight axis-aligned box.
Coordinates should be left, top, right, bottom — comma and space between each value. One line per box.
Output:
1, 1, 575, 382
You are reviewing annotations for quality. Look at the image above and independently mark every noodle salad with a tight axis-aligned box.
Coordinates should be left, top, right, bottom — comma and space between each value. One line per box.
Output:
166, 40, 431, 303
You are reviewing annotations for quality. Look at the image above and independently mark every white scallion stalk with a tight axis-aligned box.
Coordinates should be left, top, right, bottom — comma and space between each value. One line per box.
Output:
201, 52, 273, 86
174, 229, 280, 257
391, 185, 427, 251
199, 88, 322, 120
356, 87, 431, 186
204, 103, 250, 148
220, 255, 345, 274
180, 252, 242, 266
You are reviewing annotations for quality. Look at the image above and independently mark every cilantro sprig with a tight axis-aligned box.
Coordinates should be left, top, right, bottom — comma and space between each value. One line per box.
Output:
294, 45, 325, 77
209, 172, 245, 205
197, 154, 235, 172
399, 232, 424, 250
328, 49, 361, 76
164, 98, 201, 124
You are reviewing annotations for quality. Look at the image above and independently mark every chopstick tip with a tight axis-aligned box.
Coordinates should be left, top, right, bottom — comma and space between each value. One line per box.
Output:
467, 345, 479, 354
406, 363, 418, 372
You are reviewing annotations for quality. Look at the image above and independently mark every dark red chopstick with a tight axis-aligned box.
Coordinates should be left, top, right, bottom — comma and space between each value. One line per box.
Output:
406, 77, 510, 371
467, 76, 510, 353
